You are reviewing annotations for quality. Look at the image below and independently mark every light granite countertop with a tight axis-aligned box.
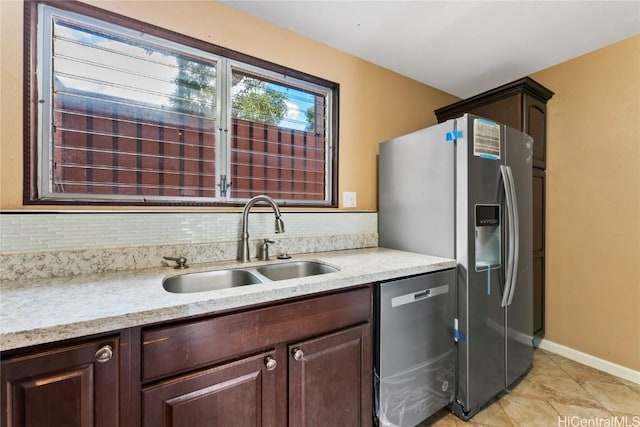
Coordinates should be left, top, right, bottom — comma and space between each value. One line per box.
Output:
0, 247, 455, 351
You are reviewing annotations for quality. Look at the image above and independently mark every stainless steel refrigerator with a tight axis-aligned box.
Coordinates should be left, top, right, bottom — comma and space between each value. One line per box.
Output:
378, 114, 533, 421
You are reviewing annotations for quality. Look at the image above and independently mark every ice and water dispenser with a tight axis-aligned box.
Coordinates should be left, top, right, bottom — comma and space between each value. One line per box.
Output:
475, 205, 501, 272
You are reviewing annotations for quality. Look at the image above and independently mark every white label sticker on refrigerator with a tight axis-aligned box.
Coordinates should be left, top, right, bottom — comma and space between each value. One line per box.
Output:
473, 118, 501, 160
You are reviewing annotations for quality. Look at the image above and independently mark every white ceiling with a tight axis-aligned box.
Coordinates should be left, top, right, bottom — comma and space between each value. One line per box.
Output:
220, 1, 640, 98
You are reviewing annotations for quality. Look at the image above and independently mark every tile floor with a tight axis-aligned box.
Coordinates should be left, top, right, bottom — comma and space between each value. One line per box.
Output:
421, 349, 640, 426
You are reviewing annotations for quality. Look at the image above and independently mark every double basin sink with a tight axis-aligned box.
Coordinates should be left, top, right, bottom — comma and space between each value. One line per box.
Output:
163, 260, 339, 294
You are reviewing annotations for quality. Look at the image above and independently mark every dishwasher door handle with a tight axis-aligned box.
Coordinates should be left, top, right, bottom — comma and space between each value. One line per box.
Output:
391, 284, 449, 308
413, 289, 431, 300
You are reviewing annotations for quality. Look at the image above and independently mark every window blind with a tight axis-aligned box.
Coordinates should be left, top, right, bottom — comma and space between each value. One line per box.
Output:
50, 17, 217, 199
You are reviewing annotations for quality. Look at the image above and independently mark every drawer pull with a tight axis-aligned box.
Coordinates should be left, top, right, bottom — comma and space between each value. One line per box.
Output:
264, 356, 277, 371
95, 345, 113, 363
292, 348, 304, 361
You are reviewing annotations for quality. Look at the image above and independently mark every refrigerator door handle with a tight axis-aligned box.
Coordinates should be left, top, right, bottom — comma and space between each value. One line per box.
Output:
500, 165, 515, 307
506, 166, 520, 306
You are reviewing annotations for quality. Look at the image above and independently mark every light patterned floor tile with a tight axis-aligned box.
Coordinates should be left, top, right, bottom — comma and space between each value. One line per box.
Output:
498, 394, 560, 426
470, 399, 514, 426
534, 375, 603, 408
582, 381, 640, 415
618, 378, 640, 395
529, 352, 567, 377
552, 356, 624, 385
507, 375, 548, 400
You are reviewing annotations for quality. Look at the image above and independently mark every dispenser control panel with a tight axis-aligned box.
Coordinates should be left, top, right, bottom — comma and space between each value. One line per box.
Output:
475, 205, 500, 227
475, 204, 501, 272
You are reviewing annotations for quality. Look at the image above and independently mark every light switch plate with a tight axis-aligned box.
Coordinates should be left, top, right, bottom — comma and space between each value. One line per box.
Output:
343, 192, 357, 208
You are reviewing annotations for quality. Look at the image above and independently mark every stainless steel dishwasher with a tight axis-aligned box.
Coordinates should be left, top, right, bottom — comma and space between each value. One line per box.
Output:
374, 268, 456, 426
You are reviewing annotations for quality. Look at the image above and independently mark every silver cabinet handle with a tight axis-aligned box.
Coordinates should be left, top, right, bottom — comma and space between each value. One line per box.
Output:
292, 348, 304, 361
264, 356, 277, 371
95, 345, 113, 363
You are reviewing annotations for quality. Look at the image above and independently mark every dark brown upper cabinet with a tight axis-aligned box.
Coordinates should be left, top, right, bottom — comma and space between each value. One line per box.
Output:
435, 77, 554, 169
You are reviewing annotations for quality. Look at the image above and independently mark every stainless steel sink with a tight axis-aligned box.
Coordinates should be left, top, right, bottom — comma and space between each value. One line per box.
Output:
163, 260, 339, 293
163, 269, 263, 293
256, 261, 339, 281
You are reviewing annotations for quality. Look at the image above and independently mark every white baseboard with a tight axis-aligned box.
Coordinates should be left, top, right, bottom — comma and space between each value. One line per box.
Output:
537, 339, 640, 385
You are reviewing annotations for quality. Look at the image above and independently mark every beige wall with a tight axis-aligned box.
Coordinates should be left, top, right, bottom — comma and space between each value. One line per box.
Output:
532, 35, 640, 371
0, 0, 458, 211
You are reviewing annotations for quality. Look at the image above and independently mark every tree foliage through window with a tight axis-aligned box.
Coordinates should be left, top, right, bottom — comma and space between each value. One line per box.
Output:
169, 61, 291, 127
170, 57, 216, 116
232, 76, 288, 126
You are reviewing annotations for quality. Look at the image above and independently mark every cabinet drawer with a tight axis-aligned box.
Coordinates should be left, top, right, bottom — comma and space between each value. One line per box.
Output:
142, 286, 371, 382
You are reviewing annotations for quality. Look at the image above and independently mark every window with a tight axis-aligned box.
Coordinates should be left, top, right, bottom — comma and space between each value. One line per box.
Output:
28, 2, 338, 206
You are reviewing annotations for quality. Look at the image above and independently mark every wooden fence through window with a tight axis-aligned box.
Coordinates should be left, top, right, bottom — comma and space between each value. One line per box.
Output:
52, 94, 326, 201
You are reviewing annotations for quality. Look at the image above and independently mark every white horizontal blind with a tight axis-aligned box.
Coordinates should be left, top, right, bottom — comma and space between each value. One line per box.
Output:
48, 14, 218, 199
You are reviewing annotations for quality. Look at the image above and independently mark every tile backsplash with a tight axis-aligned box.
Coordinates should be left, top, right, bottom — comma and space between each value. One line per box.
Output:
0, 211, 378, 281
0, 211, 376, 253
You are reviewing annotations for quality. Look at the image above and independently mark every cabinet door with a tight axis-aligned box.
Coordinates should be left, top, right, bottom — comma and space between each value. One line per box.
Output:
467, 94, 522, 130
533, 169, 545, 253
142, 350, 278, 427
289, 325, 372, 427
532, 168, 545, 337
1, 337, 119, 427
533, 252, 545, 336
524, 95, 548, 169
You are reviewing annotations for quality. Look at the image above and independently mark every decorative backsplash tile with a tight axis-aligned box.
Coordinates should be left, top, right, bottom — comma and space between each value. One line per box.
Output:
0, 212, 376, 253
0, 212, 378, 281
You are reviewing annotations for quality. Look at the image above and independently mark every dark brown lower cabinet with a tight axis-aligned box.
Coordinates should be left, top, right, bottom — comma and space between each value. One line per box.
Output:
288, 325, 372, 427
1, 286, 373, 426
143, 323, 372, 427
1, 336, 120, 427
140, 286, 373, 426
142, 350, 279, 427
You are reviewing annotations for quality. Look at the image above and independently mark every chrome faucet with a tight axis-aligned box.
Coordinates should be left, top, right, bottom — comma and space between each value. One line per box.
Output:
238, 195, 285, 262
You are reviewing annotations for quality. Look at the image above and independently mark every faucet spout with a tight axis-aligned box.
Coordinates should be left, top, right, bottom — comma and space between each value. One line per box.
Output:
238, 195, 285, 262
